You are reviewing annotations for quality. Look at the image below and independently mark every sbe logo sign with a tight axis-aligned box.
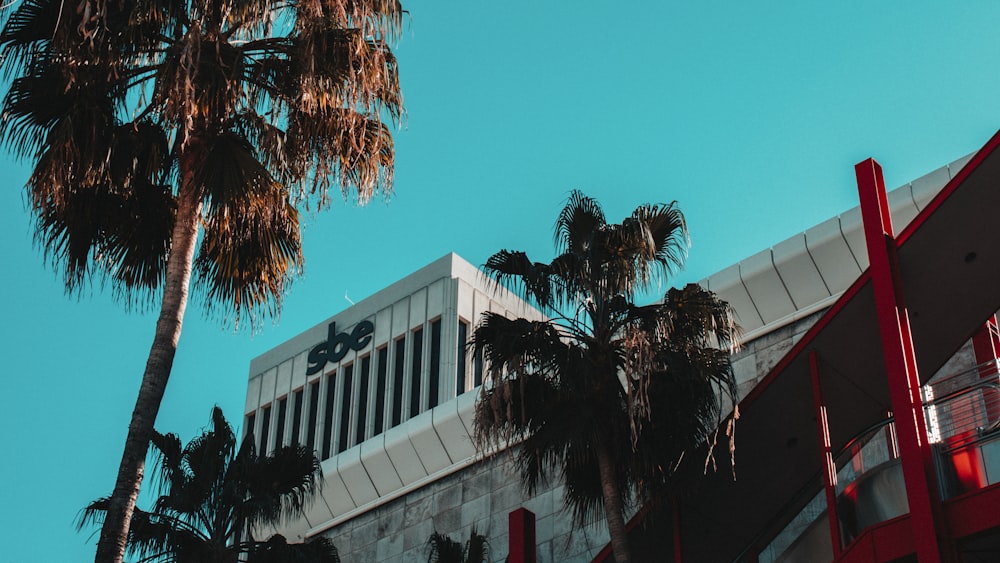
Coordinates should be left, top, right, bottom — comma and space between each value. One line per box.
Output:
306, 320, 374, 375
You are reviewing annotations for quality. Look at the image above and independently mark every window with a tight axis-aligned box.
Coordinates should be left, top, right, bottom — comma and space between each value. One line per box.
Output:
322, 372, 336, 460
392, 337, 405, 427
245, 413, 256, 442
457, 321, 469, 395
474, 346, 484, 387
356, 356, 371, 446
307, 380, 320, 451
275, 397, 287, 449
375, 346, 388, 435
291, 388, 303, 446
410, 328, 424, 417
260, 405, 271, 455
429, 320, 441, 409
338, 364, 354, 454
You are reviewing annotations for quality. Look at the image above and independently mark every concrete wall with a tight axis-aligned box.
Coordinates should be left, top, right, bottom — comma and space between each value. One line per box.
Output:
316, 452, 609, 563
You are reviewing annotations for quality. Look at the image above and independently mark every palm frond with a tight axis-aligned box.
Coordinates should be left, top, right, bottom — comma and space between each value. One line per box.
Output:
554, 190, 605, 256
192, 130, 303, 328
236, 444, 322, 531
482, 250, 560, 309
426, 531, 463, 563
247, 534, 341, 563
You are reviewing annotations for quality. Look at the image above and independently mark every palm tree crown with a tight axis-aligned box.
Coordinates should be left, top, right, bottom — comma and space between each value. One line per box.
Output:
472, 191, 739, 563
0, 0, 403, 560
1, 0, 401, 318
80, 407, 340, 563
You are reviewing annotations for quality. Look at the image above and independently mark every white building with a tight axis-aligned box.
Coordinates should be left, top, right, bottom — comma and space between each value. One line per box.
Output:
244, 140, 995, 562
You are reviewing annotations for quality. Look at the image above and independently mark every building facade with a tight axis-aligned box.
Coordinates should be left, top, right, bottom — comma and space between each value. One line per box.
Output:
245, 133, 1000, 562
606, 133, 1000, 562
244, 253, 610, 561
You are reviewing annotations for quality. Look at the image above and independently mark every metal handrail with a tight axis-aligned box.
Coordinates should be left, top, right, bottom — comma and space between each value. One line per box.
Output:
755, 359, 1000, 562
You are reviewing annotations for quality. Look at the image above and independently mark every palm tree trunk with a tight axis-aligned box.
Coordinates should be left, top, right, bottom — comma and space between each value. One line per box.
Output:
94, 172, 203, 563
595, 439, 632, 563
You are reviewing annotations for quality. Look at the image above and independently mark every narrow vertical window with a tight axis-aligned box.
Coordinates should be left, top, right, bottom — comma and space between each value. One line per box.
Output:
392, 337, 405, 427
260, 405, 271, 455
307, 380, 320, 451
474, 346, 484, 387
338, 364, 354, 454
375, 346, 388, 435
322, 372, 336, 460
275, 397, 287, 449
245, 413, 256, 443
291, 389, 303, 446
356, 356, 371, 446
429, 320, 441, 409
410, 328, 424, 418
457, 321, 468, 395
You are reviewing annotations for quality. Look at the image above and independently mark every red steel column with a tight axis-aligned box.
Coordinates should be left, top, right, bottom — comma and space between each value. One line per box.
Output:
856, 158, 947, 562
808, 351, 842, 558
508, 508, 536, 563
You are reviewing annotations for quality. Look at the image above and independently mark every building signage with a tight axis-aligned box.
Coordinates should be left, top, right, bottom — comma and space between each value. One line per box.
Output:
306, 320, 374, 375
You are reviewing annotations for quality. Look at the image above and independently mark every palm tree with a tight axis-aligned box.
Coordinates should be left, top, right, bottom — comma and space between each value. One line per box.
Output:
426, 528, 489, 563
0, 0, 402, 560
471, 191, 739, 563
80, 407, 340, 563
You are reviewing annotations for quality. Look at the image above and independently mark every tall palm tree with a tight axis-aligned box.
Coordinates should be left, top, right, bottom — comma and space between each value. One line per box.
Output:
472, 191, 739, 563
80, 407, 340, 563
0, 0, 402, 561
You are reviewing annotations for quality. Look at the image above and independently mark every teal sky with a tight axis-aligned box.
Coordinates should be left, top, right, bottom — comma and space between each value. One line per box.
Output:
3, 2, 1000, 560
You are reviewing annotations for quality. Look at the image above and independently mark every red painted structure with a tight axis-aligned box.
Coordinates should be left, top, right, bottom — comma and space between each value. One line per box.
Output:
590, 130, 1000, 562
509, 508, 536, 563
856, 157, 946, 561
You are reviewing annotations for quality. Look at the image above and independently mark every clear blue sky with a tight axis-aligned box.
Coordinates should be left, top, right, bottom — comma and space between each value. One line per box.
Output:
3, 2, 1000, 560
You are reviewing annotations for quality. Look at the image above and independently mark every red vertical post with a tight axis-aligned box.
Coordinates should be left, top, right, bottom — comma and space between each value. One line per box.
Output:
808, 351, 842, 558
856, 158, 947, 562
508, 508, 536, 563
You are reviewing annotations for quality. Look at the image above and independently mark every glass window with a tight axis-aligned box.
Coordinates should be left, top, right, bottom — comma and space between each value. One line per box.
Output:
275, 397, 287, 449
410, 328, 424, 418
375, 346, 388, 435
322, 372, 336, 460
291, 388, 303, 446
474, 346, 484, 387
356, 356, 371, 446
392, 337, 405, 428
457, 321, 469, 395
245, 413, 256, 443
338, 364, 354, 454
429, 320, 441, 409
307, 380, 320, 451
260, 405, 271, 455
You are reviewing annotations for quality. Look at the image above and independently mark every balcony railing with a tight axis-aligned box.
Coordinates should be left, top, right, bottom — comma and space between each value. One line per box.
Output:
758, 360, 1000, 563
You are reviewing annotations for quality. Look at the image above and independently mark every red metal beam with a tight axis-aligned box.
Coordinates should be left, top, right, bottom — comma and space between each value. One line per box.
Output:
855, 158, 947, 562
809, 351, 843, 558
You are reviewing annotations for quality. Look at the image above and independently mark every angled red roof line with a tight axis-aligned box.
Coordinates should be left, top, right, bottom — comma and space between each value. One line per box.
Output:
740, 128, 1000, 410
898, 128, 1000, 246
592, 129, 1000, 562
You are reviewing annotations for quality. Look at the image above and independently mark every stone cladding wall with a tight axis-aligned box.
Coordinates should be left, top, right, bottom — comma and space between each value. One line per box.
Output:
317, 452, 610, 563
